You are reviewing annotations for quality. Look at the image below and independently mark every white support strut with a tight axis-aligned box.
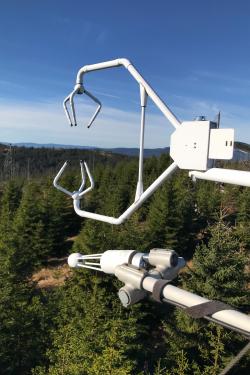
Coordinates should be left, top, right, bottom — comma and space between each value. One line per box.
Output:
189, 168, 250, 187
142, 276, 250, 336
67, 250, 250, 337
75, 58, 181, 129
58, 57, 250, 226
73, 162, 178, 225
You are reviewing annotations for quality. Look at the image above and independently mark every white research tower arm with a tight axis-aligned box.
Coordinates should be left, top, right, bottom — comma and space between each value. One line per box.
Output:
74, 58, 181, 129
54, 58, 250, 225
67, 249, 250, 337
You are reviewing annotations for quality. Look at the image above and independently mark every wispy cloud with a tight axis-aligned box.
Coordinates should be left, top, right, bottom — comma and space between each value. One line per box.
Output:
191, 70, 250, 86
0, 93, 249, 149
171, 95, 250, 142
0, 100, 172, 148
92, 90, 120, 99
186, 70, 250, 96
0, 79, 27, 90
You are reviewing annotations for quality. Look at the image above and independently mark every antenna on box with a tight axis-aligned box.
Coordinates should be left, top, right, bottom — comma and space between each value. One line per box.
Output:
215, 111, 221, 128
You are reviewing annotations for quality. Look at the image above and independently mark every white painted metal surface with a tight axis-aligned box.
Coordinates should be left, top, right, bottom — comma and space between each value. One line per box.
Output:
189, 168, 250, 187
72, 162, 178, 224
67, 252, 102, 271
135, 85, 147, 201
67, 249, 250, 336
170, 121, 211, 171
73, 58, 181, 129
56, 57, 250, 225
67, 250, 145, 274
208, 129, 234, 159
100, 250, 135, 274
53, 160, 94, 199
63, 85, 101, 127
142, 278, 250, 335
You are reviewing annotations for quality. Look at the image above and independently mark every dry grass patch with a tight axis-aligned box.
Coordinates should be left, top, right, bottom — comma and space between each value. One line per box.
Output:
32, 262, 72, 289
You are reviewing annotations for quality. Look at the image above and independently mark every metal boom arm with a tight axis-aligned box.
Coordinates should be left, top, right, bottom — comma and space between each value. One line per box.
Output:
55, 57, 250, 224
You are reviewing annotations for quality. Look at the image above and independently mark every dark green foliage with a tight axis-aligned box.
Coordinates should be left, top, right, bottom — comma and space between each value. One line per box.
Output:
0, 282, 53, 375
6, 182, 52, 278
184, 221, 249, 307
0, 144, 129, 181
0, 180, 22, 241
160, 221, 249, 374
32, 272, 148, 375
0, 146, 249, 374
145, 171, 195, 257
192, 180, 221, 225
236, 188, 250, 249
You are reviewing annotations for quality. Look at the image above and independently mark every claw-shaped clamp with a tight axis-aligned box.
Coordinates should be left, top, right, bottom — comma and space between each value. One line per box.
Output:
63, 84, 101, 127
56, 58, 250, 225
53, 160, 94, 199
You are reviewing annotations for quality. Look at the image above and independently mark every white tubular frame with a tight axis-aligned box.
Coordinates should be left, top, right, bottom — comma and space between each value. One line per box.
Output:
53, 160, 94, 199
67, 249, 250, 336
75, 58, 180, 129
141, 275, 250, 336
63, 85, 101, 127
189, 168, 250, 187
73, 162, 178, 225
61, 58, 181, 224
59, 57, 250, 225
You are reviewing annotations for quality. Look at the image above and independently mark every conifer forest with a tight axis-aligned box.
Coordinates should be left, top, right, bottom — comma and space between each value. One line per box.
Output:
0, 144, 249, 375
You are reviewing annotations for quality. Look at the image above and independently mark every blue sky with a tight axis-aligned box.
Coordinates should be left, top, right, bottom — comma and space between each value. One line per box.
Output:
0, 0, 250, 147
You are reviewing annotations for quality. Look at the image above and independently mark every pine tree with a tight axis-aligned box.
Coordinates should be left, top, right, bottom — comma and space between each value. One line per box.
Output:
0, 180, 22, 240
0, 282, 52, 375
184, 221, 248, 307
32, 272, 144, 375
236, 188, 250, 249
146, 181, 173, 249
41, 180, 77, 257
145, 171, 195, 256
161, 220, 249, 374
194, 180, 221, 225
73, 219, 117, 255
8, 182, 52, 279
118, 212, 147, 251
169, 171, 195, 256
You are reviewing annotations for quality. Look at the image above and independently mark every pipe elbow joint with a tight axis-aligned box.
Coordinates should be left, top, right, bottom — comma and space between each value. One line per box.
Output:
118, 58, 132, 68
112, 216, 126, 225
72, 191, 80, 200
76, 67, 87, 84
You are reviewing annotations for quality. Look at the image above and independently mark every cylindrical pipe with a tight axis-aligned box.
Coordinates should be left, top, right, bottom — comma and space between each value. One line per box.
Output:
142, 276, 250, 336
127, 64, 180, 129
73, 162, 178, 224
189, 168, 250, 187
100, 250, 136, 274
135, 86, 147, 201
76, 59, 124, 83
75, 58, 180, 129
53, 162, 73, 197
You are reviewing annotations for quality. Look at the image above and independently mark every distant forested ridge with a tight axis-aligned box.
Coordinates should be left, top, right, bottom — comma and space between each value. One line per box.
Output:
0, 145, 249, 374
1, 140, 249, 170
0, 143, 129, 180
235, 141, 250, 153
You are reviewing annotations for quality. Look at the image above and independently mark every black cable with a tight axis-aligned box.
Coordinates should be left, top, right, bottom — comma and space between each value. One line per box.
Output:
162, 297, 250, 374
219, 341, 250, 375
